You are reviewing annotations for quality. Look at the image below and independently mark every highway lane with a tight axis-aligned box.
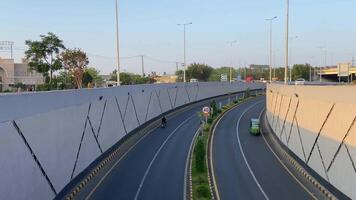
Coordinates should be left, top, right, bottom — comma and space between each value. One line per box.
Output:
81, 95, 233, 200
212, 97, 315, 200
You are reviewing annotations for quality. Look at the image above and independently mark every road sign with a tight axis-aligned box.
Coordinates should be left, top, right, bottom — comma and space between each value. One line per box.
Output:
338, 63, 351, 77
202, 106, 210, 115
221, 74, 228, 82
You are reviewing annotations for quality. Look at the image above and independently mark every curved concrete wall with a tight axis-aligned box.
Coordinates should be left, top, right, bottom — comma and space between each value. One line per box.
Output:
0, 82, 264, 200
266, 84, 356, 198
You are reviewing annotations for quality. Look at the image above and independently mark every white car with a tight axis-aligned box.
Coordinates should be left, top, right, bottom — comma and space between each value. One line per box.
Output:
295, 78, 305, 85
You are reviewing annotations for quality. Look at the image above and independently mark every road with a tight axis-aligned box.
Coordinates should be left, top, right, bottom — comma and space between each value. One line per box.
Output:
78, 95, 232, 200
212, 97, 316, 200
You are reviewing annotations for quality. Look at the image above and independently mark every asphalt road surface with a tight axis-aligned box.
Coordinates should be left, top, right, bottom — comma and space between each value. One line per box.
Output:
212, 96, 316, 200
81, 96, 232, 200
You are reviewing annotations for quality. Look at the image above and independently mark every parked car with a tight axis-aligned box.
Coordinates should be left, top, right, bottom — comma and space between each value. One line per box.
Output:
190, 78, 198, 83
250, 118, 261, 136
295, 78, 306, 85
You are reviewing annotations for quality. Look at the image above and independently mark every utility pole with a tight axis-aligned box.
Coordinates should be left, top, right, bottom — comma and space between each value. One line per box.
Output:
351, 56, 354, 82
178, 22, 192, 83
284, 0, 290, 85
140, 55, 145, 77
309, 65, 312, 82
266, 16, 277, 82
289, 36, 298, 82
227, 40, 238, 82
175, 62, 179, 72
317, 46, 326, 82
0, 41, 14, 59
115, 0, 121, 86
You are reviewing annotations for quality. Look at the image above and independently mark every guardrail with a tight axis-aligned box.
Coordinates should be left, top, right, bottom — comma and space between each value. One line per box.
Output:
0, 82, 264, 200
266, 83, 356, 199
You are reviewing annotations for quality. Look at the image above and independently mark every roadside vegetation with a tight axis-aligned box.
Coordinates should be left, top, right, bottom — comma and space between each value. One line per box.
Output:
191, 90, 253, 200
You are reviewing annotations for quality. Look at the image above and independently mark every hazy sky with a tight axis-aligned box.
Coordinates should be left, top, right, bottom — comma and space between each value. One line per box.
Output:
1, 0, 355, 75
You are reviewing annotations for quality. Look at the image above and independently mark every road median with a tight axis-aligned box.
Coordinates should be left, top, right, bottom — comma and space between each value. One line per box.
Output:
188, 90, 262, 200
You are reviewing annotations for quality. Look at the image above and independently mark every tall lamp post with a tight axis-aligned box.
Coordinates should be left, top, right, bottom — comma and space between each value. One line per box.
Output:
317, 46, 326, 82
289, 36, 298, 81
227, 40, 238, 82
178, 22, 193, 83
266, 16, 277, 82
284, 0, 290, 85
115, 0, 121, 86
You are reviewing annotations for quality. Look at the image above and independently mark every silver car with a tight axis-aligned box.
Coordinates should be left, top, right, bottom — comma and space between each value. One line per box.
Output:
295, 78, 305, 85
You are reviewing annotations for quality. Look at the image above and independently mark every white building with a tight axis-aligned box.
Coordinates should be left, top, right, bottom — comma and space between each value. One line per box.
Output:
0, 57, 44, 91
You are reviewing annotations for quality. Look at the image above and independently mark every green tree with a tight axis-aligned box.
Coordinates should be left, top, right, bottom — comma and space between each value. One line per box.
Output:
186, 63, 214, 81
56, 71, 74, 89
209, 67, 237, 81
61, 49, 89, 89
83, 67, 103, 87
25, 32, 66, 85
292, 63, 312, 80
175, 70, 184, 82
110, 71, 153, 85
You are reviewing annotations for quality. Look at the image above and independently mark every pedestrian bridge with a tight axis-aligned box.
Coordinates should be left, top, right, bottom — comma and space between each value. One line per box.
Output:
0, 82, 264, 199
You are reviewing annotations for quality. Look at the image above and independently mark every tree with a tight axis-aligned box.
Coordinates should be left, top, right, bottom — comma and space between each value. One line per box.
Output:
186, 63, 214, 81
61, 49, 89, 89
25, 32, 66, 85
292, 63, 312, 80
175, 70, 184, 82
209, 67, 236, 81
110, 70, 154, 85
83, 67, 102, 87
56, 71, 74, 89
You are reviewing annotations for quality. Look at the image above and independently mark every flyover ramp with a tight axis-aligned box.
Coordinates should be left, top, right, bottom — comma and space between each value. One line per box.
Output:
0, 82, 264, 200
211, 97, 324, 200
63, 94, 235, 200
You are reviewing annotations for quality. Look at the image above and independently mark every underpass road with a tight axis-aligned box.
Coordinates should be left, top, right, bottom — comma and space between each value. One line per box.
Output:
213, 97, 315, 200
82, 96, 232, 200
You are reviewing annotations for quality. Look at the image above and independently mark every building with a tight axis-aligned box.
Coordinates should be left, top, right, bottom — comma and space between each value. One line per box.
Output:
155, 75, 178, 83
0, 58, 44, 91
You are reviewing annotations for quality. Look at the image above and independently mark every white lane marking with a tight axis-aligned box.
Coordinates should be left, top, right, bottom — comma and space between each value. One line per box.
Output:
134, 114, 196, 200
184, 128, 200, 200
236, 101, 269, 200
259, 109, 318, 200
85, 124, 160, 200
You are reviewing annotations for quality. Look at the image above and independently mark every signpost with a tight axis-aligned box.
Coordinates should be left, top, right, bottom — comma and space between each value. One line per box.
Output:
338, 63, 351, 83
202, 106, 211, 124
221, 74, 228, 82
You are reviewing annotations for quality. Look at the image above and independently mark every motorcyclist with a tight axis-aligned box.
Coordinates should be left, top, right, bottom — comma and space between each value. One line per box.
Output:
161, 116, 167, 127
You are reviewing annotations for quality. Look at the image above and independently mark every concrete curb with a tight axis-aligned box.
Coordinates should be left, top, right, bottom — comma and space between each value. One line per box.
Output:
186, 128, 200, 200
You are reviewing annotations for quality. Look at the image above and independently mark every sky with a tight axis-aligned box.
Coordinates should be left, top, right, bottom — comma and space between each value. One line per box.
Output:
1, 0, 356, 75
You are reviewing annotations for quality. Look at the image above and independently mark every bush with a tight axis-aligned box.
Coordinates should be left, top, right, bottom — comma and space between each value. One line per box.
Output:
207, 117, 214, 124
195, 139, 206, 173
196, 185, 210, 198
233, 100, 239, 104
36, 84, 51, 91
244, 88, 251, 98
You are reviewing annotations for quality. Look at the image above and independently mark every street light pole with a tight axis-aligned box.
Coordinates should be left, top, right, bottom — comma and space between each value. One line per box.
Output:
266, 16, 277, 82
289, 36, 298, 81
284, 0, 290, 85
317, 46, 326, 82
227, 40, 238, 82
178, 22, 192, 83
115, 0, 121, 86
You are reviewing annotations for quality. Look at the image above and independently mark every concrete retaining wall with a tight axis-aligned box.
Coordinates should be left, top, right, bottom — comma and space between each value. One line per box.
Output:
0, 82, 264, 200
266, 84, 356, 198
